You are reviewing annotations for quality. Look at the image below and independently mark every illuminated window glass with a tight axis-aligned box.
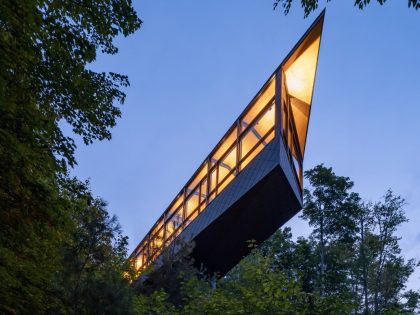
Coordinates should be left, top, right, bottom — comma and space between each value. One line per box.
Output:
218, 172, 235, 192
185, 209, 199, 227
240, 140, 263, 171
218, 165, 230, 187
200, 179, 208, 203
212, 127, 237, 162
186, 189, 199, 219
253, 103, 275, 137
152, 226, 164, 247
242, 78, 275, 125
284, 36, 320, 104
218, 145, 236, 183
168, 195, 184, 217
135, 251, 144, 271
152, 219, 164, 237
240, 128, 275, 171
199, 199, 207, 212
188, 162, 208, 191
209, 167, 217, 194
208, 189, 216, 204
283, 32, 321, 158
150, 229, 164, 258
292, 153, 302, 186
220, 145, 237, 170
166, 206, 183, 240
241, 129, 259, 161
289, 97, 310, 155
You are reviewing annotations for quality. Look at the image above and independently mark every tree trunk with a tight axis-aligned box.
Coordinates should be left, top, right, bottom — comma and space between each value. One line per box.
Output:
320, 205, 325, 297
361, 217, 369, 314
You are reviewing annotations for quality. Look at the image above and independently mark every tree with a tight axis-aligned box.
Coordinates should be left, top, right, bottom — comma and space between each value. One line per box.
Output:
356, 202, 372, 314
302, 164, 362, 297
302, 166, 417, 314
53, 178, 134, 315
0, 0, 141, 312
134, 239, 202, 308
367, 190, 416, 315
273, 0, 420, 17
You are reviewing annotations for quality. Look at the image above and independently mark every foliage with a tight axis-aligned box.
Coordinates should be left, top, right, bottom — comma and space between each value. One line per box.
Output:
1, 0, 419, 312
52, 178, 134, 314
0, 0, 140, 313
303, 165, 362, 297
1, 0, 141, 166
273, 0, 420, 17
135, 244, 311, 315
134, 239, 201, 308
134, 289, 179, 315
301, 165, 418, 314
133, 165, 419, 315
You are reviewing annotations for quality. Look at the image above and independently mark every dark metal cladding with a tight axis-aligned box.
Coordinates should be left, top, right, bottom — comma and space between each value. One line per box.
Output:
181, 137, 302, 275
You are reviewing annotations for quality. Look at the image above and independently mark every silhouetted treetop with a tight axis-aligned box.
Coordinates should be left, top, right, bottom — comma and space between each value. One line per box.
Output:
273, 0, 419, 17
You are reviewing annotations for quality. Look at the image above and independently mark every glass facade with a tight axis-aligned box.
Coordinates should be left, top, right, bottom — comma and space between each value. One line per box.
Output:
281, 23, 321, 188
131, 17, 322, 275
132, 78, 276, 273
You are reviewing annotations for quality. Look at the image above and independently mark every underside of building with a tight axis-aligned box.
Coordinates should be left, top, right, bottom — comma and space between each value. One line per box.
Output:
130, 11, 325, 278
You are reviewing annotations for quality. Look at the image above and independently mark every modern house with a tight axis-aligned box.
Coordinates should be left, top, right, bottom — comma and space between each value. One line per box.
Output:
131, 11, 325, 277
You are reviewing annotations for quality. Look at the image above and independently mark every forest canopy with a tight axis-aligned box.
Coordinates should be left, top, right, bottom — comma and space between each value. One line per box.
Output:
0, 0, 418, 314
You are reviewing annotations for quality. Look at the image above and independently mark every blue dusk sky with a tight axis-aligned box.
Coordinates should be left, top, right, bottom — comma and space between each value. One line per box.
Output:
71, 1, 420, 288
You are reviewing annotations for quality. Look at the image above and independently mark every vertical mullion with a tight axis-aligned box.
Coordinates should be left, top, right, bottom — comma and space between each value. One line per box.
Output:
275, 72, 282, 138
206, 158, 210, 205
216, 161, 219, 196
182, 187, 186, 227
163, 220, 167, 246
146, 234, 151, 265
198, 179, 202, 214
236, 120, 240, 175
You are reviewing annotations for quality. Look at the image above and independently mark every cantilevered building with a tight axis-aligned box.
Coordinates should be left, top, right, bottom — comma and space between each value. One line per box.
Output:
131, 12, 325, 277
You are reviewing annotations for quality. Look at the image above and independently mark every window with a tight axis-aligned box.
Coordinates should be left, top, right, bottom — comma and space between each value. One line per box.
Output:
200, 179, 208, 204
188, 162, 208, 192
218, 172, 235, 192
242, 79, 275, 126
240, 103, 275, 170
165, 205, 183, 240
168, 194, 184, 218
134, 251, 145, 271
185, 189, 199, 220
212, 127, 237, 162
209, 167, 217, 195
240, 139, 264, 171
283, 32, 321, 158
151, 218, 164, 238
241, 129, 260, 164
149, 226, 164, 258
218, 145, 237, 183
253, 103, 275, 137
284, 36, 320, 104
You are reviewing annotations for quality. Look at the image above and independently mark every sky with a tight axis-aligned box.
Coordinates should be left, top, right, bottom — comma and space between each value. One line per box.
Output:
71, 1, 420, 288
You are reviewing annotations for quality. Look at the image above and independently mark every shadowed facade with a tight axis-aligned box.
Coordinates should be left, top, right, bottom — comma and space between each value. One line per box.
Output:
130, 12, 325, 277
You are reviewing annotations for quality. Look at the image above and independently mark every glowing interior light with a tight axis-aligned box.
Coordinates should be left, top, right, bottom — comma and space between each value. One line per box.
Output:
285, 36, 320, 104
135, 256, 143, 270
